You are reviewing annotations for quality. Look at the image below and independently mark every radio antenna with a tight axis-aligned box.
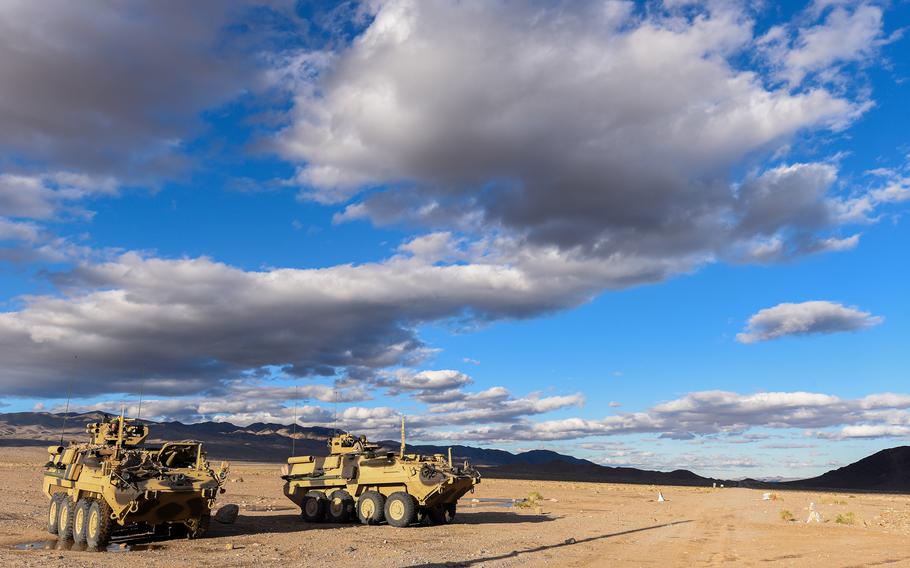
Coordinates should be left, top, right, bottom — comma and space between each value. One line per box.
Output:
135, 383, 144, 422
58, 355, 76, 446
291, 385, 298, 457
333, 380, 339, 435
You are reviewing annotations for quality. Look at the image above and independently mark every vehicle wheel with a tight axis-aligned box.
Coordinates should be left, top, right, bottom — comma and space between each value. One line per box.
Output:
327, 490, 355, 523
301, 491, 327, 522
187, 515, 210, 539
169, 522, 188, 539
443, 503, 457, 523
85, 500, 112, 550
356, 491, 385, 525
384, 492, 417, 528
427, 505, 446, 525
72, 498, 91, 544
47, 494, 63, 535
57, 496, 75, 541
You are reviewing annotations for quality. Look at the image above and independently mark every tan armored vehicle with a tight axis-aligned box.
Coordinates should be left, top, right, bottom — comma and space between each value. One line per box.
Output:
281, 425, 480, 527
43, 415, 229, 549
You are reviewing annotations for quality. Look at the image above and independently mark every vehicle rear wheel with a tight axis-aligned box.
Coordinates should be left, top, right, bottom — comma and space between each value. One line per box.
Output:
443, 503, 457, 523
85, 499, 112, 550
301, 491, 327, 522
72, 498, 91, 544
56, 496, 75, 541
47, 494, 63, 535
327, 490, 355, 523
427, 505, 446, 525
356, 491, 385, 525
186, 515, 210, 539
384, 492, 417, 528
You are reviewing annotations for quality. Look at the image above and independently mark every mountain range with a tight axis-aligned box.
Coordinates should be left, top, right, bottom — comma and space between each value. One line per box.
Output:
4, 411, 908, 492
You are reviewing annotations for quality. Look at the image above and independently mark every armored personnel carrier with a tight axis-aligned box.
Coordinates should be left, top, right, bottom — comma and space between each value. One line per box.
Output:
43, 415, 229, 549
281, 425, 480, 527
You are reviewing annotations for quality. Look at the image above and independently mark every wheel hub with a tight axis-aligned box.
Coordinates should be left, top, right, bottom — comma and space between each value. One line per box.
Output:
89, 510, 98, 538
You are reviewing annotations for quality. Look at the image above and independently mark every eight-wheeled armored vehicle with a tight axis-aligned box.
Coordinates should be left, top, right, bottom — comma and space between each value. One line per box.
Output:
281, 428, 480, 527
42, 415, 229, 549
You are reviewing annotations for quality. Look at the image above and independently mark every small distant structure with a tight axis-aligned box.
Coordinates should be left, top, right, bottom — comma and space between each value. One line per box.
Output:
657, 491, 666, 502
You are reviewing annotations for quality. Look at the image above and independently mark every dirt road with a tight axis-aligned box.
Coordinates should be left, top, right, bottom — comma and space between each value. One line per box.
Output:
3, 447, 910, 567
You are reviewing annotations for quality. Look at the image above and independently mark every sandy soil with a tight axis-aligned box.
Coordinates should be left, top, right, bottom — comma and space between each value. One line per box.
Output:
4, 447, 910, 567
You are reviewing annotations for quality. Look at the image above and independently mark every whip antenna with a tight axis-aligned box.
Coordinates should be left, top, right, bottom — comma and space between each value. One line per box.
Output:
333, 380, 339, 435
58, 355, 76, 446
135, 384, 144, 421
291, 385, 298, 457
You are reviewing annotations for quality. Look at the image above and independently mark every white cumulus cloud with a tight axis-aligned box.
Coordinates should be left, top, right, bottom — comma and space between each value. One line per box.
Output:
736, 300, 883, 343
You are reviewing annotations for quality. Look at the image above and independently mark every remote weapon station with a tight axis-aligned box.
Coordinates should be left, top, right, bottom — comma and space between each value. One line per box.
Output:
43, 414, 229, 549
281, 419, 480, 527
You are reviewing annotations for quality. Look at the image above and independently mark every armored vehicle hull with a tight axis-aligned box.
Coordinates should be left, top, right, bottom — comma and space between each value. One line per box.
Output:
281, 433, 479, 527
43, 417, 228, 549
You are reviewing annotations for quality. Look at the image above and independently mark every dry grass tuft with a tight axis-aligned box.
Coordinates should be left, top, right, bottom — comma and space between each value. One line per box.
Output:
835, 512, 856, 525
515, 491, 545, 508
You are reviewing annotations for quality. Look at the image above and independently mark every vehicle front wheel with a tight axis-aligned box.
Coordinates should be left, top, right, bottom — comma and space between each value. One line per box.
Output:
356, 491, 385, 525
384, 492, 417, 528
85, 500, 112, 550
47, 494, 63, 535
301, 491, 327, 522
327, 490, 355, 523
186, 515, 210, 539
56, 496, 75, 541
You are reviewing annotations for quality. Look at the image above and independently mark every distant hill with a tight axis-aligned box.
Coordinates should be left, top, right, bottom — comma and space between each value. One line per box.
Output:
482, 460, 720, 486
781, 446, 910, 492
11, 412, 910, 492
377, 443, 590, 467
0, 411, 332, 462
0, 411, 721, 486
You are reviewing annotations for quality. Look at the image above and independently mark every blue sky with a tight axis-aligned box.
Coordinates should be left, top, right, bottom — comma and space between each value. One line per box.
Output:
0, 0, 909, 478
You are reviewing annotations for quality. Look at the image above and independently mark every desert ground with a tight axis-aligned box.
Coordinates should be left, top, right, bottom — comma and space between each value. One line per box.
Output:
4, 447, 910, 567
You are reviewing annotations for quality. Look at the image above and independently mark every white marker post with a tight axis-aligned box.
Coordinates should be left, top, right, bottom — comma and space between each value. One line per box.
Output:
806, 502, 822, 523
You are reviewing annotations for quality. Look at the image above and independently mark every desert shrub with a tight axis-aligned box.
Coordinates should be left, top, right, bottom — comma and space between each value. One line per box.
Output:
780, 509, 795, 522
514, 491, 545, 508
835, 512, 855, 525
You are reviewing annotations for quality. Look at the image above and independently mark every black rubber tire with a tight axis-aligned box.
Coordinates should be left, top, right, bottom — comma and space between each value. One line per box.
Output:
426, 505, 447, 525
356, 491, 385, 525
85, 499, 112, 550
327, 490, 355, 523
72, 498, 91, 544
57, 496, 75, 541
384, 492, 417, 528
301, 491, 327, 522
47, 494, 63, 535
187, 515, 210, 539
169, 522, 189, 539
444, 503, 457, 523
